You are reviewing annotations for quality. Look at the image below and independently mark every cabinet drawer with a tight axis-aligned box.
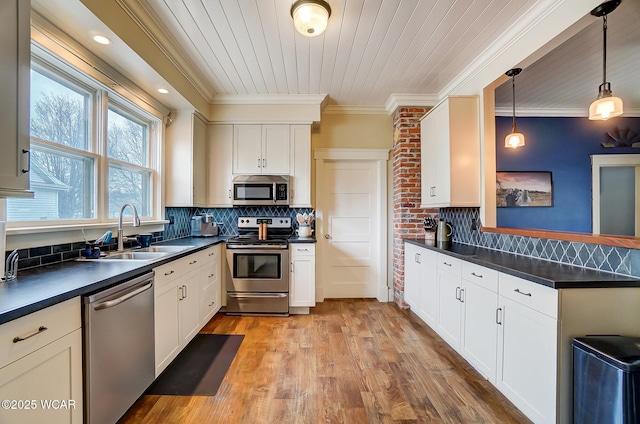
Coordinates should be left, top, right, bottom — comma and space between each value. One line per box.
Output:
291, 244, 315, 257
499, 273, 558, 319
154, 260, 186, 287
202, 246, 219, 262
0, 297, 81, 369
184, 250, 208, 271
462, 262, 498, 292
438, 254, 461, 276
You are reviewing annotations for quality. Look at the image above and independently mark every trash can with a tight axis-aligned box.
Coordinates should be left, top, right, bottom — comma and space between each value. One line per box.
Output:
573, 335, 640, 424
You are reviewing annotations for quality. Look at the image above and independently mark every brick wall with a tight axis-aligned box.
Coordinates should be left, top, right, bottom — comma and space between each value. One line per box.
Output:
391, 106, 437, 307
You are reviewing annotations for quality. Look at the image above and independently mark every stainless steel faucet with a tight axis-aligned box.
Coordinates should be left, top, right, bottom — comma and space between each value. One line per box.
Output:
117, 203, 141, 251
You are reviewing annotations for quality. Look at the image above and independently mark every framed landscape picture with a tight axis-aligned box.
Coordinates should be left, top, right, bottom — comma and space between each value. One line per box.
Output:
496, 171, 553, 207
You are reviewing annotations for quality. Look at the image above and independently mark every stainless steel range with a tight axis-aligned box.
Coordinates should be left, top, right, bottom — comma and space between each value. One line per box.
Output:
225, 217, 293, 316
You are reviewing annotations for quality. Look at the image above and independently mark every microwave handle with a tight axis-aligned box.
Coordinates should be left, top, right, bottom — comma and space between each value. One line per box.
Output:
273, 182, 277, 203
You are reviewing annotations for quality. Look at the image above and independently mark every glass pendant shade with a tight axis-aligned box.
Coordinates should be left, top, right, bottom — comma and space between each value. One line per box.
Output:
291, 0, 331, 37
589, 90, 623, 120
505, 132, 525, 148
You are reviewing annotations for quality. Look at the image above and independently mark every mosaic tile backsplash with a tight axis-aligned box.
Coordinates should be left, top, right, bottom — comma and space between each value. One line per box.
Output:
438, 208, 639, 277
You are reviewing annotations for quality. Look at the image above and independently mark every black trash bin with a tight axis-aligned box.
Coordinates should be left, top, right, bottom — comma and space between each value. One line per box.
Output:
573, 335, 640, 424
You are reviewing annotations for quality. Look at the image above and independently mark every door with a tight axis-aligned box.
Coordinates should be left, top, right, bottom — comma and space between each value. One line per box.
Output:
317, 155, 384, 299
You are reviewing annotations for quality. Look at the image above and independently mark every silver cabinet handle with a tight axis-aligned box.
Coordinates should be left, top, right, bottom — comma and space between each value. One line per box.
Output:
455, 287, 461, 301
13, 326, 48, 343
208, 273, 215, 278
291, 262, 294, 273
297, 248, 309, 252
178, 285, 184, 300
443, 262, 452, 267
496, 308, 502, 325
208, 301, 215, 307
189, 260, 197, 265
324, 234, 332, 239
183, 284, 187, 298
21, 149, 30, 174
514, 288, 532, 297
262, 158, 266, 168
471, 272, 483, 278
228, 189, 232, 199
164, 270, 175, 276
258, 158, 261, 168
459, 288, 465, 303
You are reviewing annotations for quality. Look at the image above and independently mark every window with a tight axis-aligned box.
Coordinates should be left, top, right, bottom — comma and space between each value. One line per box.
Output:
6, 51, 160, 226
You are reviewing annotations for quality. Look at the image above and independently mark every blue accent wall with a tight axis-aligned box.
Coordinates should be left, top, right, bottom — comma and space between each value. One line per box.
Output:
496, 116, 640, 233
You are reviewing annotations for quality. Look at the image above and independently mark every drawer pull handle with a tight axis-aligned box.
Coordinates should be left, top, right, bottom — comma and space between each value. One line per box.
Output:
164, 270, 175, 276
298, 248, 309, 252
209, 252, 215, 256
189, 260, 197, 265
209, 302, 215, 307
514, 288, 532, 297
471, 272, 483, 278
209, 273, 215, 278
443, 262, 452, 267
13, 326, 48, 343
496, 308, 502, 325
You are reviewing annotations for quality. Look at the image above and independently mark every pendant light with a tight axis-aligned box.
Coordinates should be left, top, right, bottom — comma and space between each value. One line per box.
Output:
505, 68, 525, 149
290, 0, 331, 37
588, 0, 623, 120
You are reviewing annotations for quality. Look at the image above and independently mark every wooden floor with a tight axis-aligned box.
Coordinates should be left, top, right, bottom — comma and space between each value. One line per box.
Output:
119, 299, 531, 424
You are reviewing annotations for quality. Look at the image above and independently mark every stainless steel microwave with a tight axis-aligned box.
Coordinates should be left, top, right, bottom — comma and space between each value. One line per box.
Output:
232, 175, 290, 206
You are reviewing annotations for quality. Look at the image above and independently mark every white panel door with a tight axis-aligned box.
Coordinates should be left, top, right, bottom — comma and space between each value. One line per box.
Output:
320, 160, 378, 298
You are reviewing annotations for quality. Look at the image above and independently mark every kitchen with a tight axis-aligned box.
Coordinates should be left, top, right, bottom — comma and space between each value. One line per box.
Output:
1, 2, 640, 422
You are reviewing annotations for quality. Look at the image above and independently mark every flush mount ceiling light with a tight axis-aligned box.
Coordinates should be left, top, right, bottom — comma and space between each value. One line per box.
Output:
589, 0, 623, 121
92, 35, 112, 45
290, 0, 331, 37
157, 88, 169, 94
505, 68, 525, 149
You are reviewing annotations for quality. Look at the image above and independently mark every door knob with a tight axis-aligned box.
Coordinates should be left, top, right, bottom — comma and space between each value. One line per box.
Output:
324, 234, 332, 239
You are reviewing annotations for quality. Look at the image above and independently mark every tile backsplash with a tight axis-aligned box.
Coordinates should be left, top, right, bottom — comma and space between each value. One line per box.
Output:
439, 208, 636, 277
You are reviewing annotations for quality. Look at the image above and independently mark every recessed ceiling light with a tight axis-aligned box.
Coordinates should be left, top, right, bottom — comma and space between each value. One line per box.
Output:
92, 35, 112, 45
157, 88, 169, 94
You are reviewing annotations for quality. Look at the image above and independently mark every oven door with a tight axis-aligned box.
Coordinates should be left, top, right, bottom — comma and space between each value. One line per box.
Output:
226, 246, 289, 293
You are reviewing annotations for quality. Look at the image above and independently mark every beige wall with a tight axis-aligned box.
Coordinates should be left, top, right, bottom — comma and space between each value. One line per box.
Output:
312, 113, 392, 149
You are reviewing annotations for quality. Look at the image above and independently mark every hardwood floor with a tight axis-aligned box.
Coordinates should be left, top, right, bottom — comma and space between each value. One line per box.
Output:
119, 299, 531, 424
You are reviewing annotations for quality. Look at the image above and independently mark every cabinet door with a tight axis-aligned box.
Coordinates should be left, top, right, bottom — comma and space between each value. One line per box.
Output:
0, 329, 83, 424
233, 125, 262, 174
436, 268, 463, 350
290, 125, 311, 207
461, 280, 498, 382
434, 101, 451, 205
154, 279, 181, 376
290, 245, 315, 307
420, 112, 438, 207
0, 0, 31, 196
179, 269, 201, 346
199, 247, 221, 325
418, 248, 438, 328
207, 124, 233, 206
497, 296, 557, 424
192, 114, 207, 206
262, 125, 290, 174
403, 243, 422, 310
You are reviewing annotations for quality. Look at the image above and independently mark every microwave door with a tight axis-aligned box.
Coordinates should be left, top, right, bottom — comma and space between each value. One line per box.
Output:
235, 183, 273, 202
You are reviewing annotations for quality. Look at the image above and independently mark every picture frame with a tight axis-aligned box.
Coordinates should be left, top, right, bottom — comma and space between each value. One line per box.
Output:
496, 171, 553, 208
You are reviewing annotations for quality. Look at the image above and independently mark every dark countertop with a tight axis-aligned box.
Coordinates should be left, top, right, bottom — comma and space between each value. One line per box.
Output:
288, 236, 317, 243
0, 237, 228, 325
404, 239, 640, 289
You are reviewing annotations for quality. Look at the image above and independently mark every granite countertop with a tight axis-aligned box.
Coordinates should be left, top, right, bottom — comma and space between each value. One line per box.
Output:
288, 236, 317, 243
0, 236, 229, 325
404, 238, 640, 289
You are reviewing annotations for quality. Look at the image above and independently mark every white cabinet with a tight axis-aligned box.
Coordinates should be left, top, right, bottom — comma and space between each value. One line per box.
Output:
0, 0, 32, 198
290, 244, 316, 309
435, 255, 463, 349
403, 242, 438, 328
153, 259, 185, 376
289, 125, 312, 207
178, 268, 201, 346
207, 124, 234, 207
233, 124, 290, 175
460, 262, 499, 383
199, 245, 222, 326
165, 112, 208, 206
0, 298, 82, 424
420, 96, 480, 207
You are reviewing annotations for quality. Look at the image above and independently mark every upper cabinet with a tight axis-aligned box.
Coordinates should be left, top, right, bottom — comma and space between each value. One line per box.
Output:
165, 112, 208, 207
289, 125, 311, 208
420, 96, 480, 208
207, 124, 233, 207
0, 0, 32, 198
233, 125, 290, 175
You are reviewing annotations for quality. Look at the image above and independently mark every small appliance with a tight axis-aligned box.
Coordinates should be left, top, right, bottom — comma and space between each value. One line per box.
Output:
232, 174, 290, 206
437, 221, 453, 242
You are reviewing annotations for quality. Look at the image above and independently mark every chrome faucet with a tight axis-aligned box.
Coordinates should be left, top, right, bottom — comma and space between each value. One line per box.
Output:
117, 203, 141, 251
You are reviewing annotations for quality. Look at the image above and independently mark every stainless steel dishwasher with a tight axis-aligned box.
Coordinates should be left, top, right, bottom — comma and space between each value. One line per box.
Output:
83, 271, 155, 424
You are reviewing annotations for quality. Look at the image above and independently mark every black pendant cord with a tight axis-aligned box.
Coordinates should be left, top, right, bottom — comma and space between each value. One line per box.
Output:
602, 14, 608, 87
511, 75, 517, 133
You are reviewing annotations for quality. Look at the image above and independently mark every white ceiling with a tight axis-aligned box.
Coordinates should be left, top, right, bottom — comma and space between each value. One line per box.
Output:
30, 0, 639, 114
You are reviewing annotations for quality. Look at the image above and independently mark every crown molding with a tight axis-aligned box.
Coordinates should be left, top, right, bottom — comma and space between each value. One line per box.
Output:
322, 105, 388, 115
495, 107, 640, 118
211, 94, 328, 106
385, 94, 439, 114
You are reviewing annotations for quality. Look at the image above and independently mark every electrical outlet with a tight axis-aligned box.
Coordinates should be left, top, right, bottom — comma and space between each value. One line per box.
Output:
471, 218, 477, 231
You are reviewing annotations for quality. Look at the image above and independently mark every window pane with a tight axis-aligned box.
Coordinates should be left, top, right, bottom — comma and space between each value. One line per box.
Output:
108, 165, 151, 218
7, 149, 95, 221
107, 107, 148, 166
30, 69, 90, 150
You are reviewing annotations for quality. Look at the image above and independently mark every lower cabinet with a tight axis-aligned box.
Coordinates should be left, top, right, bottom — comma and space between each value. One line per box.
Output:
403, 242, 437, 327
0, 298, 83, 424
290, 244, 316, 308
154, 245, 223, 376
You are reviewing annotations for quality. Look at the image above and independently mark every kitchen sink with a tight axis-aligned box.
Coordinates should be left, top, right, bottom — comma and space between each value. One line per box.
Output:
77, 244, 196, 262
102, 251, 169, 260
137, 245, 195, 253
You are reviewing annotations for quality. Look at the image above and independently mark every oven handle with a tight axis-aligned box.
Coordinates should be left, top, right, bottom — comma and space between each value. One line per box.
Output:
227, 244, 288, 250
228, 293, 288, 299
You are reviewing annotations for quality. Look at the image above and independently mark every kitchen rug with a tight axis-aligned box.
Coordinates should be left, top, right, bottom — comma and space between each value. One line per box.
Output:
146, 334, 244, 396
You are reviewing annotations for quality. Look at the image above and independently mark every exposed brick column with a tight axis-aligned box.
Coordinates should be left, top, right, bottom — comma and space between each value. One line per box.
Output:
392, 106, 437, 307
